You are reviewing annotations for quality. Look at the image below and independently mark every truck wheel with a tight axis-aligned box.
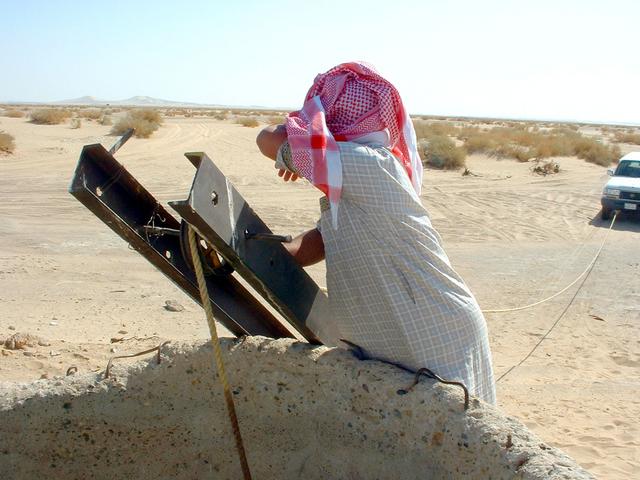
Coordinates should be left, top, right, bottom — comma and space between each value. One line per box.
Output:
601, 207, 611, 221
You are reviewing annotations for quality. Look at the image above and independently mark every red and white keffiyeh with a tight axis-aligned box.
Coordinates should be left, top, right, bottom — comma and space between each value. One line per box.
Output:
285, 61, 423, 227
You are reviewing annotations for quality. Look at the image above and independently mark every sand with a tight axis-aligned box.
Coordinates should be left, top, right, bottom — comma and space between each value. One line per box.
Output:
0, 114, 638, 478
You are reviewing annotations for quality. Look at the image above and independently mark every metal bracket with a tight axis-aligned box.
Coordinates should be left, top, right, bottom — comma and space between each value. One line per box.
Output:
169, 152, 338, 345
68, 144, 292, 339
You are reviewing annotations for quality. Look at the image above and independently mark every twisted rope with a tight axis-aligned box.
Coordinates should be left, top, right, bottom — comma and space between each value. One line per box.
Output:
188, 226, 252, 480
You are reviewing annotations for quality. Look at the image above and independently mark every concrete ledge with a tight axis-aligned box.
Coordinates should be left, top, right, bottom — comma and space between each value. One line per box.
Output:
0, 336, 593, 479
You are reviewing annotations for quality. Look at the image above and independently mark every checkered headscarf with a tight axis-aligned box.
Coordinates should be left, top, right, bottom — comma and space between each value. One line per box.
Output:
285, 61, 423, 228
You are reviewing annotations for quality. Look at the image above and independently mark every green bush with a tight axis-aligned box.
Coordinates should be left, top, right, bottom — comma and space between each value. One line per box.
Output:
420, 136, 466, 170
111, 109, 163, 138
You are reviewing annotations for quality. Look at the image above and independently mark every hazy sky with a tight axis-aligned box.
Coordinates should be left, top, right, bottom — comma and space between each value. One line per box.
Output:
2, 0, 639, 124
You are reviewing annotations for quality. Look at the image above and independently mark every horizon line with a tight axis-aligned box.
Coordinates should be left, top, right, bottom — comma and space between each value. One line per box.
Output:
1, 97, 638, 128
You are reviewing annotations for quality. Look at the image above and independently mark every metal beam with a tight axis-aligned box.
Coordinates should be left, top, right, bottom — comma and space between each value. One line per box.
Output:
170, 152, 337, 345
68, 144, 292, 339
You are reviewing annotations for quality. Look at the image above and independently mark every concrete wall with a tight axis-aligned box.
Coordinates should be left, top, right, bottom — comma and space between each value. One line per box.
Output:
0, 337, 593, 479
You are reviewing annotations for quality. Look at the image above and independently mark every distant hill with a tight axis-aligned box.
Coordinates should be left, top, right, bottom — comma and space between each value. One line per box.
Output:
53, 95, 209, 107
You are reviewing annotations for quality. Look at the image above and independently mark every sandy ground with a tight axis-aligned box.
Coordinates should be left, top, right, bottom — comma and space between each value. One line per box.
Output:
0, 115, 638, 479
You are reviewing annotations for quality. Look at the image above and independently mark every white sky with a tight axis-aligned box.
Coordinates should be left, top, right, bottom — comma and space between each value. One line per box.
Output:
2, 0, 639, 124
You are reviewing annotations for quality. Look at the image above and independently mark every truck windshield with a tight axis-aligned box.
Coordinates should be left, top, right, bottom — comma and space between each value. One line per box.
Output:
615, 161, 640, 178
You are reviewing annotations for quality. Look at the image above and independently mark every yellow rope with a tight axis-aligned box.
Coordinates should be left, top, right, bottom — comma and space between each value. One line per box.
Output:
483, 212, 618, 313
187, 226, 252, 480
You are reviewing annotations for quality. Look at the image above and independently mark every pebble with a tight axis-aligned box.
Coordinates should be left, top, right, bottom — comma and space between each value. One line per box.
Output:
50, 351, 61, 357
164, 300, 185, 312
49, 321, 58, 326
8, 326, 16, 331
118, 330, 128, 335
110, 347, 117, 353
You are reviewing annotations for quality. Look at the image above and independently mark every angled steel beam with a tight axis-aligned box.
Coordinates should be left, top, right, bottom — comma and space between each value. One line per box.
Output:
68, 144, 292, 339
170, 152, 339, 345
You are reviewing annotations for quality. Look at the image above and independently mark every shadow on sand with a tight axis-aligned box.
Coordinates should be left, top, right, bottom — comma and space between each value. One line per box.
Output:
590, 210, 640, 233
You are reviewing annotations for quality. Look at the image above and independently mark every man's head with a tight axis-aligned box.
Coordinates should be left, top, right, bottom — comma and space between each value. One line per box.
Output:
286, 62, 422, 195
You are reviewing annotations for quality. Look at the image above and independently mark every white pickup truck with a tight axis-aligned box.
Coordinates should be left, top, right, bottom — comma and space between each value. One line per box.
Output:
601, 151, 640, 220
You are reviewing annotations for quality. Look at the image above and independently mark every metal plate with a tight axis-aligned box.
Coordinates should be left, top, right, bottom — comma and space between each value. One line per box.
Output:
68, 144, 292, 339
170, 152, 338, 345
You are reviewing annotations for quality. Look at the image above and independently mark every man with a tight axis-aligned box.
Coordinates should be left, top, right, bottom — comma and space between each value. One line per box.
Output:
256, 62, 496, 404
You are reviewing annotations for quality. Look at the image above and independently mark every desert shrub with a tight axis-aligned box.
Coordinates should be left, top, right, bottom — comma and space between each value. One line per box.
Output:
30, 108, 72, 125
573, 138, 620, 166
100, 115, 112, 126
613, 132, 640, 145
532, 160, 560, 175
3, 109, 25, 118
237, 117, 260, 128
413, 120, 459, 139
78, 108, 102, 120
462, 134, 494, 154
214, 113, 227, 121
456, 126, 481, 140
419, 136, 466, 169
267, 115, 286, 125
70, 118, 82, 129
0, 131, 15, 153
111, 109, 163, 138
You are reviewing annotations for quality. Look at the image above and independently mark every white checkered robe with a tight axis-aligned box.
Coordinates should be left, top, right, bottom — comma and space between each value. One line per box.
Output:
315, 142, 496, 404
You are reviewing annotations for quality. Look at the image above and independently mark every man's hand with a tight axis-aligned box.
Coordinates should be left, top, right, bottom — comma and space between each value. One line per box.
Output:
278, 168, 299, 182
284, 228, 325, 266
256, 124, 288, 160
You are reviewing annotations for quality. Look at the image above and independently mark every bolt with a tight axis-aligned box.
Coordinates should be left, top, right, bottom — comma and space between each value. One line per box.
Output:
211, 191, 219, 205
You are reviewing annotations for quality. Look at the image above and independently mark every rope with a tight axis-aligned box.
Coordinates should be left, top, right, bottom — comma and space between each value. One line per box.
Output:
483, 212, 618, 313
495, 212, 618, 382
187, 226, 252, 480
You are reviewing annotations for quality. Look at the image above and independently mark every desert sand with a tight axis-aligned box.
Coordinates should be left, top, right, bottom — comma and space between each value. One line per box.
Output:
0, 115, 638, 478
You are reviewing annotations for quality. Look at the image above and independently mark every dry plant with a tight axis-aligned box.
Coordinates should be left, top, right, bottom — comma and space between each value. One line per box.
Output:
613, 131, 640, 145
70, 118, 82, 129
413, 120, 458, 139
573, 138, 621, 166
0, 131, 15, 153
78, 108, 102, 120
214, 113, 227, 121
111, 109, 163, 138
30, 108, 72, 125
267, 115, 286, 125
531, 160, 560, 175
419, 136, 466, 170
3, 109, 25, 118
237, 117, 260, 128
100, 115, 113, 126
459, 126, 620, 166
